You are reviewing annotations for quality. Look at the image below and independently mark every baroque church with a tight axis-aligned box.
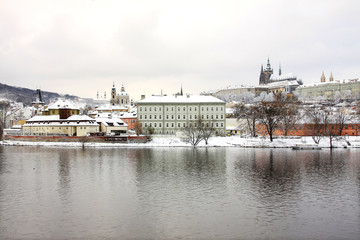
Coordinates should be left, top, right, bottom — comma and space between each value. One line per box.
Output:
110, 83, 130, 106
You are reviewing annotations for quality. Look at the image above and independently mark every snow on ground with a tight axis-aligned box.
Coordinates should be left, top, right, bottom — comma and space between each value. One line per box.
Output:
1, 136, 360, 148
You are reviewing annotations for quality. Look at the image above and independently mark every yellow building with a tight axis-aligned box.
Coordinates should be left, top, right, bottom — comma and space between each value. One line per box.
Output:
42, 99, 80, 116
22, 115, 99, 137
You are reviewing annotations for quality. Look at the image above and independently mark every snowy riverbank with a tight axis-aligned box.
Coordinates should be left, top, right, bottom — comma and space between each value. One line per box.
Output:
1, 136, 360, 148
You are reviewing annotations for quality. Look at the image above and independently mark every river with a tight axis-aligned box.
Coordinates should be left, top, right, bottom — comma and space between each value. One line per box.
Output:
0, 146, 359, 239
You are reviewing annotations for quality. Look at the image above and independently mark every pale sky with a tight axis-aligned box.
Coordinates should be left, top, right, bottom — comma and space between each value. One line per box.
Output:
1, 0, 360, 100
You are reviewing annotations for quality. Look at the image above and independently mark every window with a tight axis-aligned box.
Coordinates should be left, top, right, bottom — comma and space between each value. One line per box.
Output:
154, 115, 156, 119
159, 107, 161, 111
166, 123, 169, 127
195, 107, 197, 111
178, 107, 180, 111
178, 123, 180, 128
149, 115, 152, 119
211, 107, 213, 111
172, 115, 174, 119
189, 107, 192, 111
166, 115, 169, 119
154, 123, 157, 128
178, 115, 180, 120
190, 115, 192, 120
166, 107, 169, 111
216, 123, 218, 127
221, 115, 223, 119
202, 107, 204, 111
207, 115, 209, 119
159, 115, 162, 119
183, 107, 185, 111
172, 123, 174, 128
145, 115, 147, 119
195, 115, 197, 119
154, 107, 156, 111
159, 123, 162, 128
149, 107, 151, 111
216, 115, 218, 119
145, 123, 148, 127
183, 115, 185, 119
216, 107, 218, 111
183, 123, 186, 127
145, 107, 147, 111
221, 123, 223, 127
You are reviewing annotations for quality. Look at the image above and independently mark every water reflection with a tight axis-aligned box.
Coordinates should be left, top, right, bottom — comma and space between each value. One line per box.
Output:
0, 146, 359, 240
58, 150, 71, 201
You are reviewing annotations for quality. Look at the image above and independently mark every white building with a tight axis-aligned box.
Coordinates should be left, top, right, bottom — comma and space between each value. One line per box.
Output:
137, 95, 226, 136
95, 114, 128, 135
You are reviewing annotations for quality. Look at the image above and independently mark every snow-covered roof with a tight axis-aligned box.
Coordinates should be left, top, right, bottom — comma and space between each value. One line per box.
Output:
117, 112, 137, 118
267, 80, 300, 88
24, 115, 98, 126
48, 99, 79, 110
95, 117, 128, 127
138, 95, 225, 104
270, 72, 297, 81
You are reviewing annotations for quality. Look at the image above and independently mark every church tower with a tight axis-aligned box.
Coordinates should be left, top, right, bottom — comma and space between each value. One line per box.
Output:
320, 71, 326, 82
329, 72, 334, 82
110, 82, 117, 106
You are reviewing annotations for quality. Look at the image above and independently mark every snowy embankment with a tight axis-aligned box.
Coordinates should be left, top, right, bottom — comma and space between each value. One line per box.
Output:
1, 136, 360, 148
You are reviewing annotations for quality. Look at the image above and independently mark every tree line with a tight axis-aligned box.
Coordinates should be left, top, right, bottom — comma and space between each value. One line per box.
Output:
233, 93, 359, 146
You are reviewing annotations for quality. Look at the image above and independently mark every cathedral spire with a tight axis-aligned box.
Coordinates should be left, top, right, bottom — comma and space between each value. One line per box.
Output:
279, 64, 282, 76
180, 84, 183, 96
329, 72, 334, 82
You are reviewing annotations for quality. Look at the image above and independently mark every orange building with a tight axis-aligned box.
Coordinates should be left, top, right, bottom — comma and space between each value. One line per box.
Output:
118, 112, 137, 130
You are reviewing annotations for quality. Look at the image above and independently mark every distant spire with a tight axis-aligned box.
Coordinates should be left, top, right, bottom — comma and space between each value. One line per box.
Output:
121, 83, 125, 92
279, 64, 282, 76
180, 84, 183, 96
266, 57, 271, 70
321, 71, 326, 82
329, 72, 334, 82
261, 64, 264, 73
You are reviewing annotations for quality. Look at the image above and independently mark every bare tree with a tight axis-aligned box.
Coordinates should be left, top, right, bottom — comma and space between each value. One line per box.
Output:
181, 121, 203, 147
257, 93, 288, 142
305, 106, 330, 144
233, 103, 259, 137
134, 121, 143, 136
0, 101, 11, 140
281, 95, 301, 136
200, 118, 216, 145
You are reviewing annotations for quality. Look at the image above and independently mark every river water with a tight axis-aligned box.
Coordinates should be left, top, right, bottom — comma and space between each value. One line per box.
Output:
0, 146, 359, 240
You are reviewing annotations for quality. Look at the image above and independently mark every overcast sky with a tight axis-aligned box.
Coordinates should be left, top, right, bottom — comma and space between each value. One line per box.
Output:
1, 0, 360, 100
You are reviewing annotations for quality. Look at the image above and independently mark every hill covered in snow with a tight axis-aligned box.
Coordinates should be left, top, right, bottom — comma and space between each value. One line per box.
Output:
0, 82, 79, 106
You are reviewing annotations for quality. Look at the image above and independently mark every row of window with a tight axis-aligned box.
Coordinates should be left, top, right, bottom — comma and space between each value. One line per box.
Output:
139, 114, 224, 120
142, 122, 224, 128
139, 106, 224, 112
26, 126, 92, 130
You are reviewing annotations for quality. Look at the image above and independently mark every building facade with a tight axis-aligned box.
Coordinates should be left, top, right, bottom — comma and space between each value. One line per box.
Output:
22, 115, 99, 137
137, 95, 226, 136
294, 75, 360, 100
